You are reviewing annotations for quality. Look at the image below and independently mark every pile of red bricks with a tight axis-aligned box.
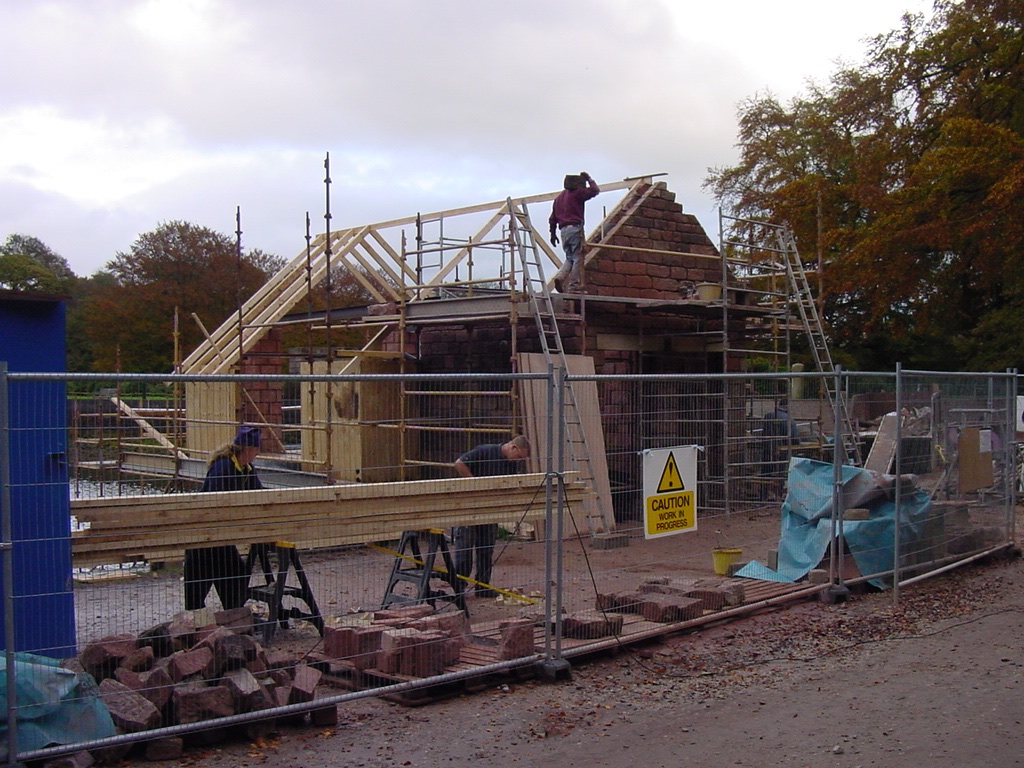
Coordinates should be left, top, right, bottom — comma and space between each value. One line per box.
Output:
53, 604, 535, 766
593, 577, 746, 626
315, 604, 535, 678
64, 607, 332, 765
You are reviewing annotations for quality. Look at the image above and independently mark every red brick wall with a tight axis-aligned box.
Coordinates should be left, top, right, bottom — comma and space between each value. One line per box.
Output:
239, 330, 284, 451
583, 182, 721, 301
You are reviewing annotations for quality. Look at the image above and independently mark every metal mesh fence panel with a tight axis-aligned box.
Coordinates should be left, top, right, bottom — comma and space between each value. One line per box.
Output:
889, 370, 1016, 585
2, 367, 1018, 762
554, 372, 809, 656
4, 371, 558, 762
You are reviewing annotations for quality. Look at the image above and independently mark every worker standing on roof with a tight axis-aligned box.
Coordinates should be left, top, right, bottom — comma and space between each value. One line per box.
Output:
549, 171, 600, 292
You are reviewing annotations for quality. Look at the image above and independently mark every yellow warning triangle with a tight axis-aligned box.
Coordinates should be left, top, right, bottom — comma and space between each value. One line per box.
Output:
657, 451, 685, 492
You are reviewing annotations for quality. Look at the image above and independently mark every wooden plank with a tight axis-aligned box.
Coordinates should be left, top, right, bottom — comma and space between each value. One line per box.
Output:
297, 357, 406, 482
110, 397, 188, 459
208, 231, 368, 373
183, 178, 649, 374
72, 503, 563, 555
340, 239, 399, 303
70, 473, 589, 566
958, 426, 995, 493
352, 238, 407, 294
197, 232, 340, 370
72, 472, 563, 519
518, 354, 615, 533
75, 499, 538, 531
184, 381, 237, 458
314, 178, 640, 235
74, 484, 554, 529
303, 359, 358, 480
188, 229, 363, 374
569, 357, 614, 532
864, 412, 899, 473
368, 228, 419, 285
69, 511, 567, 567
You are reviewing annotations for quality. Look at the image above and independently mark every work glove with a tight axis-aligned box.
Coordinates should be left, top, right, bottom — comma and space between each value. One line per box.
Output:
550, 233, 559, 247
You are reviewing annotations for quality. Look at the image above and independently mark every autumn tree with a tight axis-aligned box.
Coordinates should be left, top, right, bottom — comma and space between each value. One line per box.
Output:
83, 222, 284, 372
705, 0, 1024, 370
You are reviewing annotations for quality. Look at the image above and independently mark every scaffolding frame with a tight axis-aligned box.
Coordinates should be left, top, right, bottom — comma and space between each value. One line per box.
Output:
81, 176, 817, 519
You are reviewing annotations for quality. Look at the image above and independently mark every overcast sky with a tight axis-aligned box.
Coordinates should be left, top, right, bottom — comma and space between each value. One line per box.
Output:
0, 0, 933, 277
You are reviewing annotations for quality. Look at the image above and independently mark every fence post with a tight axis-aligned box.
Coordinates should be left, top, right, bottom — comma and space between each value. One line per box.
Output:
1007, 368, 1018, 545
539, 363, 570, 680
820, 366, 851, 603
1, 362, 19, 766
893, 362, 903, 606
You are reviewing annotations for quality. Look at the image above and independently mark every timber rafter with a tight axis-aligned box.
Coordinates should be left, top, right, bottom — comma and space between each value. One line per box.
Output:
181, 176, 652, 374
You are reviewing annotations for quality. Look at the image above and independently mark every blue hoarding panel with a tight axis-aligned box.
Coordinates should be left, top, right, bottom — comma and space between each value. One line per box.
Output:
1, 293, 77, 658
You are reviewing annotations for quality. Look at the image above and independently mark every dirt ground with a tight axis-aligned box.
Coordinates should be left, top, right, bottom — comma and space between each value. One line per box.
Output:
73, 503, 787, 643
105, 522, 1023, 767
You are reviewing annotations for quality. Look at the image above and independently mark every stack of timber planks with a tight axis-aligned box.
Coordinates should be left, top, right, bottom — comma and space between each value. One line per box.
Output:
71, 473, 587, 568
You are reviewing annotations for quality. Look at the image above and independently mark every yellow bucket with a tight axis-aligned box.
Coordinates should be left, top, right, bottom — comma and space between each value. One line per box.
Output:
695, 282, 722, 301
712, 547, 743, 576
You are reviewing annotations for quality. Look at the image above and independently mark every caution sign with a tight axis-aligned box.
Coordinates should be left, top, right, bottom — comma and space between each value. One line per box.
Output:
657, 452, 685, 492
642, 446, 698, 539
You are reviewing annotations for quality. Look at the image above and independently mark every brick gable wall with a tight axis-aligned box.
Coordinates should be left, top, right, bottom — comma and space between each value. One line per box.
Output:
582, 181, 721, 300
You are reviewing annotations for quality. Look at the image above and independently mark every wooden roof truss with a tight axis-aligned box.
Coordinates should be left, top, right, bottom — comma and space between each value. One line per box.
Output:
181, 176, 650, 374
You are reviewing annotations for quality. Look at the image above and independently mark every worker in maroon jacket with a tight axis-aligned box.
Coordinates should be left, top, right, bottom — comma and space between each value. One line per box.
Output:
549, 171, 600, 292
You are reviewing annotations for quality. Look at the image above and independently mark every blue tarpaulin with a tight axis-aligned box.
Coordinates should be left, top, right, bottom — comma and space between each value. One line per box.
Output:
0, 652, 116, 761
736, 458, 933, 588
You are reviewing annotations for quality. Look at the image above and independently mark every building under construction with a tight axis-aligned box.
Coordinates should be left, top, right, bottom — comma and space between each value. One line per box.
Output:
12, 176, 1017, 764
160, 173, 833, 527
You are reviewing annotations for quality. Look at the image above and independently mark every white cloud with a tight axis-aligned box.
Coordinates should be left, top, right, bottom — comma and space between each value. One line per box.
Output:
0, 0, 934, 275
0, 106, 212, 206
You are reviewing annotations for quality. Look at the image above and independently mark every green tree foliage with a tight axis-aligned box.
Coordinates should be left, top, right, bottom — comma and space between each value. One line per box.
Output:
705, 0, 1024, 370
0, 234, 75, 292
83, 221, 285, 372
0, 233, 100, 371
0, 252, 64, 292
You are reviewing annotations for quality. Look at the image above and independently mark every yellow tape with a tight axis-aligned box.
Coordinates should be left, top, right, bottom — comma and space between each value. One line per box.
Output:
366, 541, 536, 604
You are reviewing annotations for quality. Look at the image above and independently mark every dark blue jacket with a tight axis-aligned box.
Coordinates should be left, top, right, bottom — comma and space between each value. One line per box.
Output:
200, 454, 262, 492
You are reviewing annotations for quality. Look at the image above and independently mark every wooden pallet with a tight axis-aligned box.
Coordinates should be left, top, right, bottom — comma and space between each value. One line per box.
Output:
312, 579, 822, 705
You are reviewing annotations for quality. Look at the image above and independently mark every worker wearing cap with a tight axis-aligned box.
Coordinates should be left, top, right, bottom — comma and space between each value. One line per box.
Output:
183, 425, 264, 611
549, 172, 600, 292
199, 426, 263, 493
